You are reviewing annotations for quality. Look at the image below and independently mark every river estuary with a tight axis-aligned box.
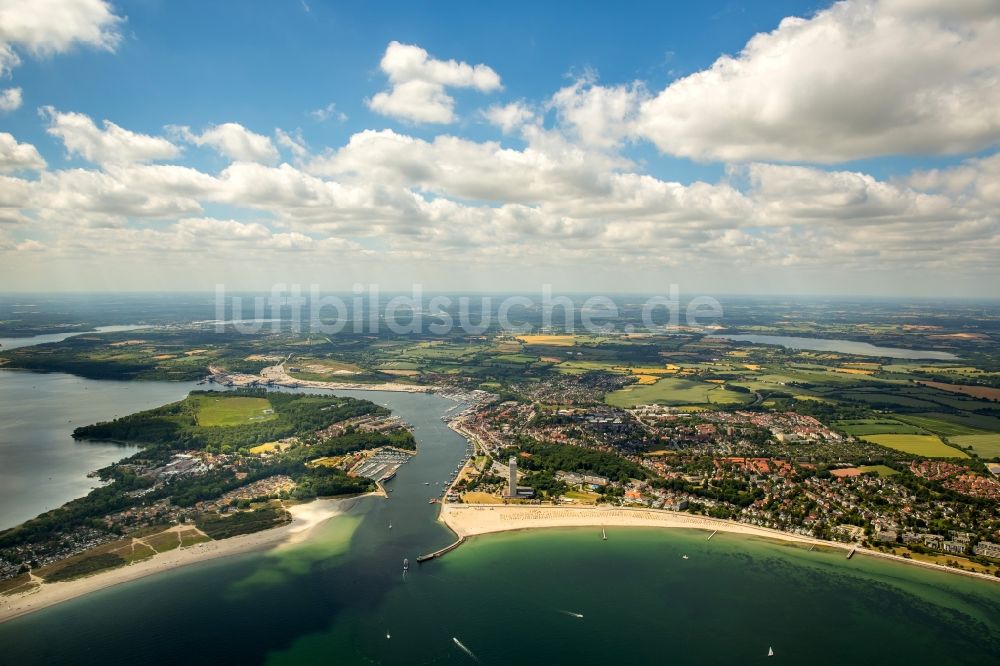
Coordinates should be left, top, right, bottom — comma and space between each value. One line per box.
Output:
0, 375, 998, 664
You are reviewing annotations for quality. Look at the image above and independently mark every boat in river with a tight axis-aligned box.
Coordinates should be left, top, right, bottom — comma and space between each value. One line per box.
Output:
403, 558, 409, 572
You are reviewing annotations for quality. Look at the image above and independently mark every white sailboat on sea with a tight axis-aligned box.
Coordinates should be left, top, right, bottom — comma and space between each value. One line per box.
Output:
601, 526, 607, 541
768, 646, 774, 657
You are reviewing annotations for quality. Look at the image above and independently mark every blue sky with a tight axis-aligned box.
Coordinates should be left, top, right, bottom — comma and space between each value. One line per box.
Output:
0, 0, 998, 295
8, 0, 826, 178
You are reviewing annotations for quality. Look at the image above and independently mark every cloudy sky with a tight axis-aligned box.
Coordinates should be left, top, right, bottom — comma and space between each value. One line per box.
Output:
1, 0, 998, 296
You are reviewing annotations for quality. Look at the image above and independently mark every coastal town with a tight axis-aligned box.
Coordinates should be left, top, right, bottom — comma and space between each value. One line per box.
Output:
443, 398, 1000, 577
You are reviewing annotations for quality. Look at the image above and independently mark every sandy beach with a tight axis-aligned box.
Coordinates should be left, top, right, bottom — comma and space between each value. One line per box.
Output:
0, 494, 369, 624
441, 503, 832, 546
440, 504, 1000, 584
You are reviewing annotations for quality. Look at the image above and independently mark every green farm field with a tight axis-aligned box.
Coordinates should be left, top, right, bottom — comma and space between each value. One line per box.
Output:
606, 377, 751, 408
862, 434, 968, 459
835, 419, 924, 436
949, 434, 1000, 459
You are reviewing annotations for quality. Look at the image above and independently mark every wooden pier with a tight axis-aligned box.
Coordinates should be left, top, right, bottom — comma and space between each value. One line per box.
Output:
846, 547, 856, 559
707, 530, 717, 541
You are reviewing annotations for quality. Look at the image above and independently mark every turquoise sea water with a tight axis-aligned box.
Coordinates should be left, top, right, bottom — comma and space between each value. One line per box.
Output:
0, 385, 997, 664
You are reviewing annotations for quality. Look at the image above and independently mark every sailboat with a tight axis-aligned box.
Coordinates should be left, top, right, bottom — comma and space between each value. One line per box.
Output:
601, 527, 607, 541
768, 646, 774, 657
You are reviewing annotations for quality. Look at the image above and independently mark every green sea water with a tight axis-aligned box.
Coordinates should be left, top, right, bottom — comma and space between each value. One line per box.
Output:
0, 388, 998, 665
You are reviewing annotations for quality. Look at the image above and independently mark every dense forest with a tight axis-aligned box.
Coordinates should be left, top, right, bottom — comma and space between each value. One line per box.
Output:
73, 390, 386, 451
501, 438, 649, 483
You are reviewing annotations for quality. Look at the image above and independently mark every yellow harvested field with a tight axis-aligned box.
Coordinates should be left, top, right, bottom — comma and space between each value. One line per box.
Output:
622, 366, 678, 375
109, 339, 147, 347
461, 491, 503, 504
705, 379, 726, 384
928, 332, 989, 341
516, 335, 577, 346
743, 364, 761, 371
307, 456, 342, 468
918, 381, 1000, 401
249, 441, 292, 455
634, 375, 659, 385
835, 367, 875, 375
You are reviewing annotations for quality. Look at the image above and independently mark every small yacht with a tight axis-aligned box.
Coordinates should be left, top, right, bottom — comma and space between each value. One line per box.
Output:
682, 555, 689, 560
403, 558, 409, 572
768, 647, 774, 657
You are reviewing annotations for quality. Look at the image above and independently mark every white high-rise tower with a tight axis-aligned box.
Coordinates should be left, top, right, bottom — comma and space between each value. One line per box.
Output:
508, 456, 517, 497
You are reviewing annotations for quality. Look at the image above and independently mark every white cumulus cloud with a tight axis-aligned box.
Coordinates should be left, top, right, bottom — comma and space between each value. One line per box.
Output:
0, 87, 21, 111
0, 0, 123, 76
368, 41, 502, 124
171, 122, 279, 164
0, 132, 44, 171
636, 0, 1000, 162
42, 107, 180, 166
482, 102, 535, 134
549, 77, 647, 150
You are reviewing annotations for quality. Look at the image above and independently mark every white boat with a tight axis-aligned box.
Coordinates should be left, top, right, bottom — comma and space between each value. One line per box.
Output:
602, 527, 607, 541
403, 558, 409, 572
768, 647, 774, 657
682, 555, 689, 560
389, 521, 392, 529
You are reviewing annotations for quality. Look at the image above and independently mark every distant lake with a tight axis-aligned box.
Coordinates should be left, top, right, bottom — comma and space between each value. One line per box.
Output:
716, 334, 959, 360
0, 325, 148, 351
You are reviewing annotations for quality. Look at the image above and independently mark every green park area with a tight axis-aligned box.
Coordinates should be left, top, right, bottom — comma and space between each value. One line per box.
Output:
195, 395, 276, 427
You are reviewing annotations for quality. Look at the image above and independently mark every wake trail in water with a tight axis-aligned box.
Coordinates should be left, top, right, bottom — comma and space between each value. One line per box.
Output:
558, 609, 584, 618
453, 637, 480, 662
